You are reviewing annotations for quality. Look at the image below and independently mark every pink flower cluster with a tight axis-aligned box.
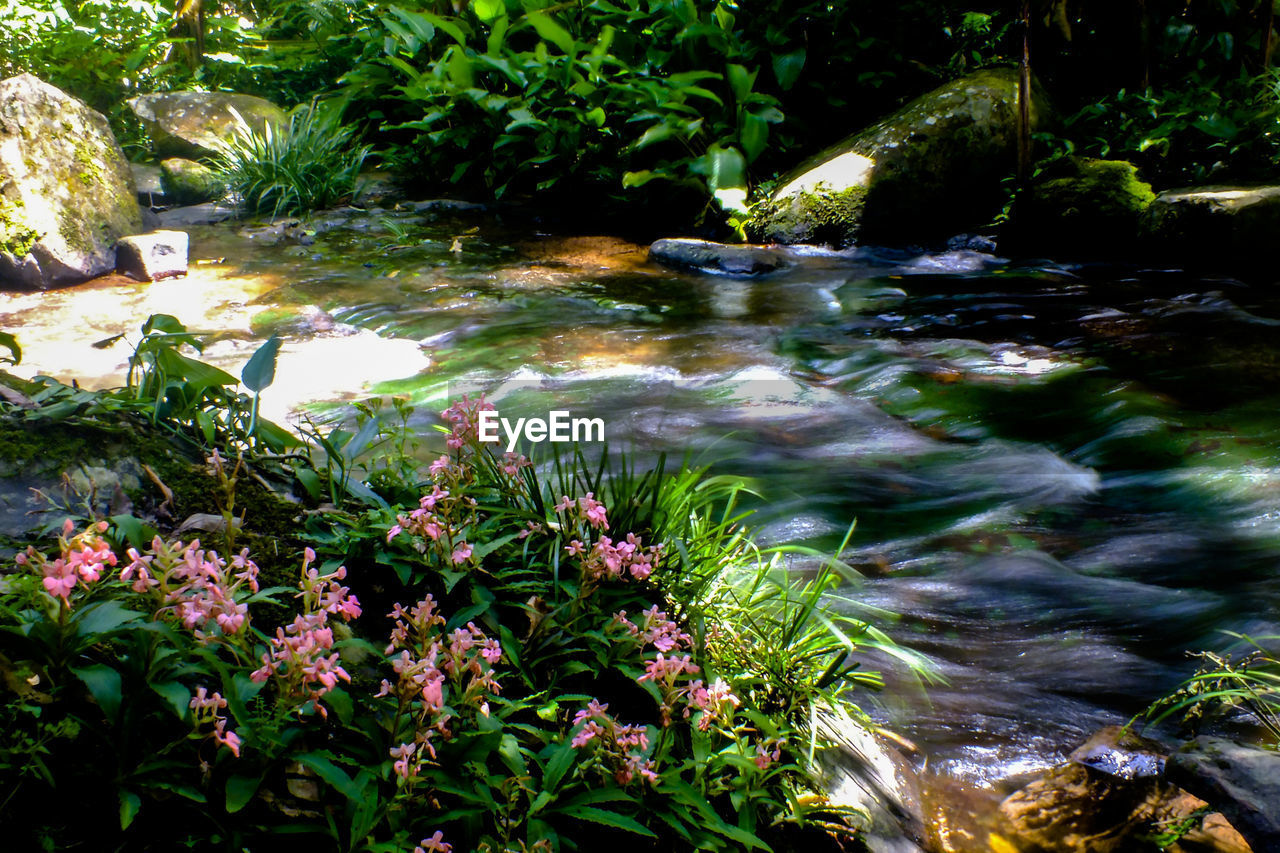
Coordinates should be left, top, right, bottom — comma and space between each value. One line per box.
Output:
553, 492, 609, 530
120, 538, 260, 641
248, 549, 360, 716
615, 605, 740, 731
189, 686, 241, 758
754, 738, 785, 771
567, 532, 662, 583
387, 486, 476, 567
570, 699, 658, 786
442, 394, 494, 451
15, 519, 117, 605
377, 595, 503, 781
612, 605, 692, 653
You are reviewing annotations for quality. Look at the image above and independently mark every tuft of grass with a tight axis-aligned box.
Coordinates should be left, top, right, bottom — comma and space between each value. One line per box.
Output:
214, 103, 370, 217
1144, 631, 1280, 746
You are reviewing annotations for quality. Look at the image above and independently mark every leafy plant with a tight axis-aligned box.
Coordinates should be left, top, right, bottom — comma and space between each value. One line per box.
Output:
214, 103, 371, 217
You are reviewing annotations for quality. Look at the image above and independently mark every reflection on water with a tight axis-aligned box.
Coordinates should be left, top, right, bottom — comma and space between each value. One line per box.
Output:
4, 205, 1280, 844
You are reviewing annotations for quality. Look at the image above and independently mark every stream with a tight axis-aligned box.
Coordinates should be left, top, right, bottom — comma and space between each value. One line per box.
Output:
4, 203, 1280, 847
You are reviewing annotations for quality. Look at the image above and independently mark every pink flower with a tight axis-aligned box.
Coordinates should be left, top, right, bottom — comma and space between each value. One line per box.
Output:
42, 560, 77, 602
415, 831, 452, 853
450, 543, 472, 565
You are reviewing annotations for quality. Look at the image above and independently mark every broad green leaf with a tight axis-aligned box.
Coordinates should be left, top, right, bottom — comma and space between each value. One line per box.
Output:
772, 48, 806, 90
73, 600, 143, 638
225, 773, 261, 813
151, 680, 192, 720
632, 124, 674, 150
555, 805, 656, 838
241, 335, 281, 393
155, 348, 237, 388
0, 331, 19, 365
726, 63, 758, 102
296, 753, 362, 801
119, 790, 141, 829
72, 664, 123, 722
527, 11, 576, 57
740, 113, 769, 163
706, 145, 749, 215
475, 0, 504, 23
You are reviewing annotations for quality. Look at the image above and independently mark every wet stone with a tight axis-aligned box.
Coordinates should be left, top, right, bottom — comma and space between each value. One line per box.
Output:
1068, 725, 1166, 780
115, 230, 189, 281
649, 237, 789, 276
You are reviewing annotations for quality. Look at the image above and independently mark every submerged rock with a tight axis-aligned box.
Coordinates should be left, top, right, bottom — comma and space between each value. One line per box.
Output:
0, 74, 144, 290
1144, 185, 1280, 272
649, 237, 788, 275
1168, 736, 1280, 851
128, 91, 286, 159
995, 728, 1252, 853
1004, 158, 1156, 259
160, 157, 225, 205
750, 67, 1052, 247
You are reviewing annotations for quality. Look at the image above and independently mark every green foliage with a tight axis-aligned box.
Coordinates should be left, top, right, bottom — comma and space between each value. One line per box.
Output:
1145, 632, 1280, 747
337, 0, 783, 216
0, 332, 19, 366
0, 391, 926, 850
214, 104, 371, 217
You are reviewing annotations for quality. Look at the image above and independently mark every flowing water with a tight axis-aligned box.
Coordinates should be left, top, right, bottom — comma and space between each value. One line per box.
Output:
5, 204, 1280, 846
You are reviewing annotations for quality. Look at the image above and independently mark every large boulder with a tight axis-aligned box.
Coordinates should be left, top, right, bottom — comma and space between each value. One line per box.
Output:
1144, 185, 1280, 272
128, 91, 286, 159
1003, 158, 1156, 259
750, 67, 1051, 247
159, 157, 225, 204
0, 74, 143, 291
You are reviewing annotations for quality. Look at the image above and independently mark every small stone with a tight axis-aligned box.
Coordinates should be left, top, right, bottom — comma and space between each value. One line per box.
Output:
1068, 724, 1166, 780
649, 237, 788, 276
115, 230, 189, 281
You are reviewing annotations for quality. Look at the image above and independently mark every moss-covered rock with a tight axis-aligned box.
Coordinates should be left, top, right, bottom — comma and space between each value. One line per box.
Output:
0, 74, 143, 290
160, 157, 225, 204
749, 67, 1053, 247
1003, 158, 1155, 259
129, 92, 286, 159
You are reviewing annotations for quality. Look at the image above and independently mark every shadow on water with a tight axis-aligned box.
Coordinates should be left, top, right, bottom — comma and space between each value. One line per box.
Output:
4, 206, 1280, 841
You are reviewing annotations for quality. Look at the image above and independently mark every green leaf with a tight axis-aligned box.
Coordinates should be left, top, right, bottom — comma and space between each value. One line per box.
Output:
771, 48, 806, 90
706, 145, 750, 215
241, 335, 281, 393
526, 12, 576, 57
72, 664, 123, 722
740, 113, 769, 163
155, 349, 237, 389
726, 63, 758, 102
555, 805, 656, 838
474, 0, 504, 23
119, 790, 141, 829
225, 773, 261, 813
151, 680, 192, 720
632, 124, 674, 150
542, 740, 576, 790
0, 331, 20, 365
296, 753, 362, 801
73, 600, 143, 638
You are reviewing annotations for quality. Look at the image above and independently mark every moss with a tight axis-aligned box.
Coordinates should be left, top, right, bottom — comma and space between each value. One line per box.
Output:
0, 196, 40, 258
0, 401, 306, 586
160, 158, 225, 205
749, 184, 867, 247
1004, 157, 1155, 259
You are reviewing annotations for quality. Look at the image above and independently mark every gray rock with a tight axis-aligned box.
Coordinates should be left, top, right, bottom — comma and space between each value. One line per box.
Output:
750, 68, 1053, 247
128, 91, 286, 159
116, 230, 189, 281
159, 157, 224, 205
0, 74, 144, 290
1145, 185, 1280, 272
158, 202, 237, 227
1169, 735, 1280, 851
816, 708, 927, 853
131, 162, 166, 205
649, 237, 788, 276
